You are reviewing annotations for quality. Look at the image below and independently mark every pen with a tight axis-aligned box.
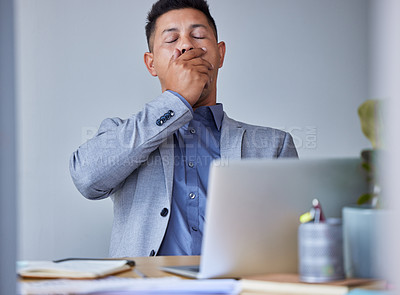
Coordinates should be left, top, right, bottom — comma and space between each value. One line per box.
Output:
312, 198, 325, 222
134, 268, 147, 278
299, 208, 315, 223
53, 258, 136, 267
299, 199, 326, 223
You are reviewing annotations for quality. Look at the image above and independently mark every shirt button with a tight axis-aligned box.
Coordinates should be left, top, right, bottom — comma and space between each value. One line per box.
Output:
192, 226, 198, 232
160, 208, 169, 217
188, 162, 194, 168
189, 192, 196, 199
149, 250, 155, 256
190, 128, 196, 134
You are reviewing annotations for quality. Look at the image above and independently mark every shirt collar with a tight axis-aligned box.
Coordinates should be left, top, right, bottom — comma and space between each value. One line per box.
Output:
193, 103, 224, 131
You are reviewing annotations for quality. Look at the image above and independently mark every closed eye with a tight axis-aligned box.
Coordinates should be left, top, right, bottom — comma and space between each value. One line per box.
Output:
166, 38, 178, 43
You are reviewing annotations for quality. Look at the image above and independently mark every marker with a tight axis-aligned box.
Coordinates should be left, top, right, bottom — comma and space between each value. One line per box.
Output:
312, 198, 325, 222
299, 209, 315, 223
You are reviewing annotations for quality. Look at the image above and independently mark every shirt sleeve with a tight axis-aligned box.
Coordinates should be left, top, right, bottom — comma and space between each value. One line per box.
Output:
167, 90, 194, 116
69, 91, 193, 200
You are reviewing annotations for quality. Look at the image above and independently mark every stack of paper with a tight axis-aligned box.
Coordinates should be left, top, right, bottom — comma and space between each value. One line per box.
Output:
19, 277, 240, 294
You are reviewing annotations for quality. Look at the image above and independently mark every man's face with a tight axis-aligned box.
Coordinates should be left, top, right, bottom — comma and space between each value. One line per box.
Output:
145, 8, 225, 104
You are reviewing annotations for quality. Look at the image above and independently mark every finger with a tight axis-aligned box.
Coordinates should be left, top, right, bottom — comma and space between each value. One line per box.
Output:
180, 47, 207, 61
191, 64, 214, 75
185, 57, 214, 71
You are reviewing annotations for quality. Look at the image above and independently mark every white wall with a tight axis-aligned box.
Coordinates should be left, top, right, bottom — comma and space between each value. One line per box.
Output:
16, 0, 370, 260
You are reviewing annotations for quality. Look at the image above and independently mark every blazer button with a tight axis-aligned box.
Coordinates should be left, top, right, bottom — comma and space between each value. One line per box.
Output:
160, 208, 169, 217
149, 250, 155, 256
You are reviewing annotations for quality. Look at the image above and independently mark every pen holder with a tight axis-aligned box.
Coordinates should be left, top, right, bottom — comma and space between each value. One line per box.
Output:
298, 218, 345, 283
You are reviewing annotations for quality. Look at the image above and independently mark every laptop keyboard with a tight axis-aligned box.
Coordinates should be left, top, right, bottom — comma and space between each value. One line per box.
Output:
186, 266, 200, 272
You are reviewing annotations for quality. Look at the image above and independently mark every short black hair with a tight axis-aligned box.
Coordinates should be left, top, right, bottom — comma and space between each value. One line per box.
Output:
145, 0, 218, 52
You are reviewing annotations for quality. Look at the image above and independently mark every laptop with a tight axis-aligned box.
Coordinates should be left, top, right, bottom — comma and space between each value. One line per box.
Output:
161, 158, 368, 279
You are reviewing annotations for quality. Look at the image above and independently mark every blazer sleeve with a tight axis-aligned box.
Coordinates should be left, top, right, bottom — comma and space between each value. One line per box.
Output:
277, 132, 299, 158
69, 91, 192, 200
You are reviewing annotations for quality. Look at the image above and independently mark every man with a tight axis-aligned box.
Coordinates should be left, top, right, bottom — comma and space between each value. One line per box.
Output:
70, 0, 298, 258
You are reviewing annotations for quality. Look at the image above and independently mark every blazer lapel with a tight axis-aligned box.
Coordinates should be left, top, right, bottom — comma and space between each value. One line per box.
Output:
220, 113, 245, 160
159, 135, 175, 203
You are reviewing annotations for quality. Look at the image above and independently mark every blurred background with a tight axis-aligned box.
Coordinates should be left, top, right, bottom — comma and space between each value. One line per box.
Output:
8, 2, 398, 285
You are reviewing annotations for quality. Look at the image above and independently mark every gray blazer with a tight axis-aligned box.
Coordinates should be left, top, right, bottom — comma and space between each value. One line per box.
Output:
70, 92, 298, 257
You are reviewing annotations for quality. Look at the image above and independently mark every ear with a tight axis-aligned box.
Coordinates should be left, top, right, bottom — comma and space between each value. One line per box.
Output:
144, 52, 157, 77
217, 41, 226, 68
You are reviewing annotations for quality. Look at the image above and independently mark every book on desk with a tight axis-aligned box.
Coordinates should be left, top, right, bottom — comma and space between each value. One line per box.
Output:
17, 258, 135, 279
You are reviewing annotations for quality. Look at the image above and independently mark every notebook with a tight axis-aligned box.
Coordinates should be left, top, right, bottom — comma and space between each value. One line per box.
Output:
18, 258, 135, 279
161, 158, 368, 279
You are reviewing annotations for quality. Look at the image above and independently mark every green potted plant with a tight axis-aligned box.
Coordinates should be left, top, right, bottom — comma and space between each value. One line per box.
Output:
343, 99, 385, 279
357, 99, 384, 207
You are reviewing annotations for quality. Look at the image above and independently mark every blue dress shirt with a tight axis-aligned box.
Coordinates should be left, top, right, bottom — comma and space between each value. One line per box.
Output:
158, 92, 223, 255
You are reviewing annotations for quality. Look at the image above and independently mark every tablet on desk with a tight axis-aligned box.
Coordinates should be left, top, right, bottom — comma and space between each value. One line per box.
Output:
161, 158, 368, 279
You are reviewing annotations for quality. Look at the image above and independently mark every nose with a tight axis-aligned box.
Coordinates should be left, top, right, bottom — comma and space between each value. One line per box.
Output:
179, 36, 194, 54
181, 48, 193, 54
